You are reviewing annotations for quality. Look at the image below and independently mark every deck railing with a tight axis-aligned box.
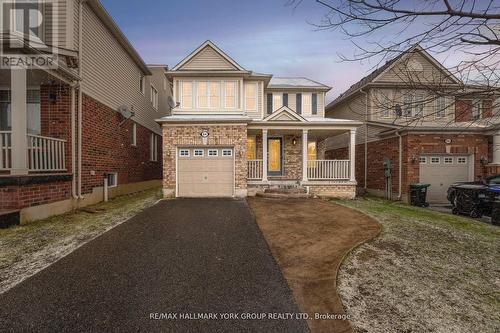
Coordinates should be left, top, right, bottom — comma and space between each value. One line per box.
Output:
28, 134, 66, 171
0, 131, 11, 170
247, 160, 263, 180
307, 160, 350, 180
0, 131, 67, 172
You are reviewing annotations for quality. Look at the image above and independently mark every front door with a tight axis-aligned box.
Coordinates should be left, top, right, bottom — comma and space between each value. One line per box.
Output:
268, 137, 283, 176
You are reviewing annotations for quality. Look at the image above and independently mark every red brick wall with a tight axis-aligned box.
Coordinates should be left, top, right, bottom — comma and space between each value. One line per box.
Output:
81, 94, 162, 194
0, 180, 71, 210
482, 100, 493, 118
455, 99, 472, 122
40, 84, 73, 173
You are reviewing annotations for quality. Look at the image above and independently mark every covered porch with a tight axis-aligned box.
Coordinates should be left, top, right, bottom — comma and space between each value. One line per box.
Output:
245, 108, 360, 197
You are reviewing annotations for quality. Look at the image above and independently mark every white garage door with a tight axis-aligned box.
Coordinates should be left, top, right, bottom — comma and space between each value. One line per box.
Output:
177, 147, 234, 197
419, 155, 472, 203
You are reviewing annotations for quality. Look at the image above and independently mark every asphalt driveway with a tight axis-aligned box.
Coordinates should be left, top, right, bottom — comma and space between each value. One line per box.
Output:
0, 199, 308, 333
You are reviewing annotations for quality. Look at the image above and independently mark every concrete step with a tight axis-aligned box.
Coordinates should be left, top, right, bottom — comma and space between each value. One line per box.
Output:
264, 187, 307, 194
256, 192, 312, 199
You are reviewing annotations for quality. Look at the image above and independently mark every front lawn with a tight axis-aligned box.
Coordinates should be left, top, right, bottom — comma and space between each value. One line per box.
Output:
0, 188, 162, 294
334, 197, 500, 333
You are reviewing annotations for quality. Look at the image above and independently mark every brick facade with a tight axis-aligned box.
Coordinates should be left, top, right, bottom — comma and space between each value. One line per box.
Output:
455, 99, 493, 122
326, 133, 490, 198
0, 179, 71, 211
162, 124, 248, 196
80, 94, 162, 194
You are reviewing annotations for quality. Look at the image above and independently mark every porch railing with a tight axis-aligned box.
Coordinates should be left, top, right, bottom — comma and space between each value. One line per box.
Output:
28, 134, 66, 171
307, 160, 350, 180
0, 131, 11, 170
0, 131, 66, 172
247, 160, 263, 180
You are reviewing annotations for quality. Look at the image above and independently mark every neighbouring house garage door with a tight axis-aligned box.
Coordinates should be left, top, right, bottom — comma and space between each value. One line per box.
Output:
419, 155, 473, 203
177, 147, 234, 197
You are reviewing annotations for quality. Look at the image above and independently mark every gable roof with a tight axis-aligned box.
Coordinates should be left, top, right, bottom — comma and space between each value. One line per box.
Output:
268, 77, 331, 91
262, 106, 307, 122
327, 44, 461, 109
172, 40, 246, 71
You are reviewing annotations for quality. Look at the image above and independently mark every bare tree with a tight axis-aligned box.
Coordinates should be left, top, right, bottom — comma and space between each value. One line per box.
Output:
288, 0, 500, 127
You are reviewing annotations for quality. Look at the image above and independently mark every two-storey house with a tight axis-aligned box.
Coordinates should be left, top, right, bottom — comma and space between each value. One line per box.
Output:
325, 45, 499, 203
158, 41, 361, 199
0, 0, 169, 226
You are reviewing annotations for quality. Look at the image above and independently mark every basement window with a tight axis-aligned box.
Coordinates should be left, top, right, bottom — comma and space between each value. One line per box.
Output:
106, 173, 118, 188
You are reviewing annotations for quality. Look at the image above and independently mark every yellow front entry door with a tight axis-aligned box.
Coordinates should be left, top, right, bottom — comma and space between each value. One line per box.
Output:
268, 138, 282, 175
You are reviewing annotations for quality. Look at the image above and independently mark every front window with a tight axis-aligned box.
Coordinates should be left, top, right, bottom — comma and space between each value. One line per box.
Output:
181, 81, 193, 108
436, 97, 446, 118
403, 93, 414, 117
245, 83, 257, 111
197, 81, 208, 108
303, 94, 312, 114
273, 93, 282, 111
308, 141, 317, 161
0, 88, 40, 134
247, 136, 256, 160
210, 82, 220, 108
472, 101, 481, 120
225, 81, 237, 108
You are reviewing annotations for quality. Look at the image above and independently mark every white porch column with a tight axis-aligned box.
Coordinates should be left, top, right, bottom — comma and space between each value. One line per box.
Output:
11, 68, 28, 175
349, 129, 356, 182
302, 129, 308, 182
262, 129, 268, 182
493, 130, 500, 164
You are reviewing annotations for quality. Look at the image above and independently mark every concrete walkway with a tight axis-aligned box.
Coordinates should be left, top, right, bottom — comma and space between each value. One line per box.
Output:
0, 199, 308, 333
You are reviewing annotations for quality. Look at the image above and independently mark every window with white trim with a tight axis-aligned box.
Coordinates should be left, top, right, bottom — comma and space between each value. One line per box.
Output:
131, 123, 137, 146
150, 134, 158, 162
222, 149, 232, 156
140, 76, 145, 95
430, 157, 440, 164
419, 156, 427, 164
457, 157, 467, 164
245, 83, 257, 111
444, 157, 453, 164
302, 93, 312, 114
210, 82, 220, 108
415, 93, 424, 118
151, 86, 158, 110
272, 93, 282, 111
225, 81, 237, 108
208, 149, 218, 156
181, 81, 193, 108
403, 93, 414, 117
380, 92, 391, 118
472, 100, 481, 120
179, 149, 189, 157
194, 149, 204, 157
436, 97, 446, 118
197, 81, 209, 108
106, 173, 118, 188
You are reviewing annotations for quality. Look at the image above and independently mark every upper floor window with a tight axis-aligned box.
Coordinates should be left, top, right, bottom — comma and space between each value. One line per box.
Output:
380, 93, 391, 118
225, 81, 237, 108
210, 82, 220, 108
403, 93, 414, 117
272, 94, 282, 111
472, 101, 481, 120
245, 83, 257, 111
140, 76, 145, 95
151, 86, 158, 110
181, 81, 193, 108
303, 93, 312, 114
436, 97, 446, 118
198, 81, 209, 108
415, 93, 424, 118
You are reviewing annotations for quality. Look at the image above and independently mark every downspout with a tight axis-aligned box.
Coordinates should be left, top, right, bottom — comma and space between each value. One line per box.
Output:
77, 0, 85, 199
71, 84, 77, 198
396, 130, 403, 200
360, 88, 368, 189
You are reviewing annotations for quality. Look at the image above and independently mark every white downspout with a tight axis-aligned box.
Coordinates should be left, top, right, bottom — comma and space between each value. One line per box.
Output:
396, 131, 403, 200
360, 88, 368, 189
77, 0, 85, 199
71, 84, 77, 198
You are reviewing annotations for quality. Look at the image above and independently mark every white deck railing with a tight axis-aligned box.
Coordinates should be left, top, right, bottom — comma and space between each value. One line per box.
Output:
0, 131, 11, 170
307, 160, 350, 180
247, 160, 263, 180
28, 134, 67, 171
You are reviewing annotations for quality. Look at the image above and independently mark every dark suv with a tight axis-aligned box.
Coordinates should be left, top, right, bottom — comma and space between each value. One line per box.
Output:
447, 175, 500, 217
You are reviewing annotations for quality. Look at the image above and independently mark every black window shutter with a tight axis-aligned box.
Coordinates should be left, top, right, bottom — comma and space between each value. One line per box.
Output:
296, 93, 302, 114
267, 93, 273, 114
283, 93, 288, 107
312, 93, 318, 115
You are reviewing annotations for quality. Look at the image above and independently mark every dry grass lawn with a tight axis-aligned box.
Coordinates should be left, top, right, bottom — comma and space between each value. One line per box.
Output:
0, 188, 162, 294
335, 197, 500, 333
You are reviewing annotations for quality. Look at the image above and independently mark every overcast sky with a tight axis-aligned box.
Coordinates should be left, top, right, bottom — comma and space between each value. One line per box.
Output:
100, 0, 468, 102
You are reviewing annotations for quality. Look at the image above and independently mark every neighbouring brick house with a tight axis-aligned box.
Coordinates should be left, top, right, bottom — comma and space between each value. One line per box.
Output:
158, 41, 361, 199
325, 45, 499, 203
0, 0, 169, 225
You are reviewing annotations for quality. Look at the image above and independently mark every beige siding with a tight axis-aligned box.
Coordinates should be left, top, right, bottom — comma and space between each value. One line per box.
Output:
148, 66, 171, 117
80, 4, 160, 134
244, 80, 263, 119
180, 46, 237, 71
376, 52, 456, 85
42, 0, 67, 49
327, 93, 367, 121
264, 90, 325, 117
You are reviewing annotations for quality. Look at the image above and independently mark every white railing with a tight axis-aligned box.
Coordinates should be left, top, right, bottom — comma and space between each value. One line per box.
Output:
28, 134, 66, 171
248, 160, 263, 180
307, 160, 350, 180
0, 131, 11, 170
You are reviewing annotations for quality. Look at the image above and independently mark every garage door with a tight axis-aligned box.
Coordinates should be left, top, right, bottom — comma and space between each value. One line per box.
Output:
419, 155, 472, 203
177, 147, 234, 197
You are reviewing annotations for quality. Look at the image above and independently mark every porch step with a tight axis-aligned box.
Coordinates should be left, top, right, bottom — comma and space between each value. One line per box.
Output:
0, 210, 20, 229
264, 187, 307, 194
256, 192, 312, 199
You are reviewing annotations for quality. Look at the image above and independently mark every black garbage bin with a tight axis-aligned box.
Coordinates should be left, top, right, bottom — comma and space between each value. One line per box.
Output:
410, 184, 430, 207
